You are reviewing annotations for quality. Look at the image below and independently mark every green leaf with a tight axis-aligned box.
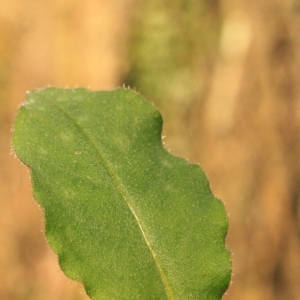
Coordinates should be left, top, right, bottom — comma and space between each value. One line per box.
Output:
12, 88, 231, 299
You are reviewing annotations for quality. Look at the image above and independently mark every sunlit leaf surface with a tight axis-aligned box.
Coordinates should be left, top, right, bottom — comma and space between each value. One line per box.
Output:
13, 88, 231, 299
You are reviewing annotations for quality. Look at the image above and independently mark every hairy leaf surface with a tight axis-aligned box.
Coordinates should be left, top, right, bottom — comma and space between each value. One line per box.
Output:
13, 88, 231, 299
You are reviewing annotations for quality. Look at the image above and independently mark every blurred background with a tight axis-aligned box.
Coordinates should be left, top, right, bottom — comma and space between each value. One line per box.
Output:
1, 0, 300, 299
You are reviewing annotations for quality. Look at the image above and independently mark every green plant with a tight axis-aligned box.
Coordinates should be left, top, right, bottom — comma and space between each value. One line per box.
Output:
12, 87, 231, 299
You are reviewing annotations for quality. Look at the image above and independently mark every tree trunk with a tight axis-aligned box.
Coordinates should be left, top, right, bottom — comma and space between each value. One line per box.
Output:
190, 1, 300, 299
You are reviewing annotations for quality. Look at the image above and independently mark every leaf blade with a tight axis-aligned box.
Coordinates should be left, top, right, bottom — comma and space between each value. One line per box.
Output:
13, 87, 231, 299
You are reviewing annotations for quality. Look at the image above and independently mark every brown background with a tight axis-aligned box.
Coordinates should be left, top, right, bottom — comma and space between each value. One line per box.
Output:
1, 0, 300, 299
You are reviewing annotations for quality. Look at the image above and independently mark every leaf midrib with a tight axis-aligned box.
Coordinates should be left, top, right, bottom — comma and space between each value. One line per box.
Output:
45, 96, 174, 300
